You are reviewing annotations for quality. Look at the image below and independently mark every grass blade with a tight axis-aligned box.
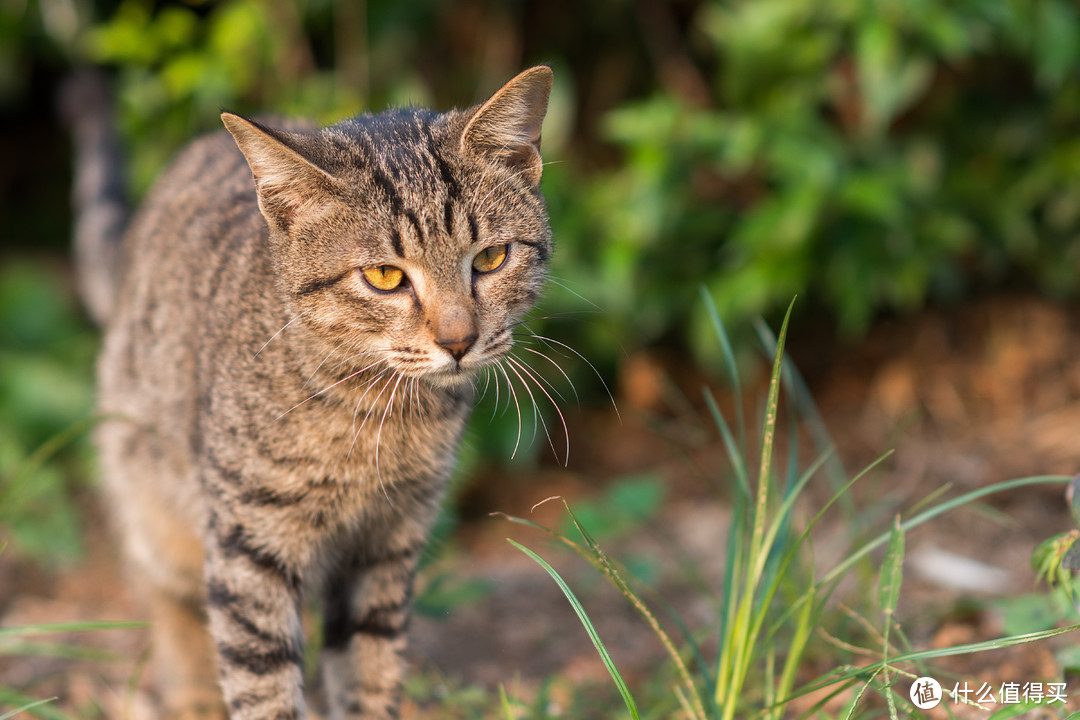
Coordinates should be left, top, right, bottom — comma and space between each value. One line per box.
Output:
559, 501, 708, 720
0, 699, 57, 720
498, 685, 517, 720
703, 387, 750, 500
700, 286, 746, 458
878, 517, 904, 617
508, 539, 641, 720
792, 623, 1080, 702
0, 620, 145, 639
0, 691, 76, 720
0, 642, 124, 662
820, 475, 1073, 589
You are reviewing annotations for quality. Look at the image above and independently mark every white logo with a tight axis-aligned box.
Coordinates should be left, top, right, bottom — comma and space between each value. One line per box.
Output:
910, 676, 942, 710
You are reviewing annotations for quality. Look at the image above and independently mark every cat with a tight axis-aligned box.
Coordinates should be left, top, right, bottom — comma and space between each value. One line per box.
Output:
68, 66, 553, 720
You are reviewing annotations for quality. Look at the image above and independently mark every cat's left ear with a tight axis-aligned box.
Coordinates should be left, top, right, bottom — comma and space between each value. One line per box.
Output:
222, 113, 340, 232
461, 65, 553, 188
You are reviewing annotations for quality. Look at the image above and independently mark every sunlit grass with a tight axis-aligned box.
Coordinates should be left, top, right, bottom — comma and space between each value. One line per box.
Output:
500, 293, 1077, 719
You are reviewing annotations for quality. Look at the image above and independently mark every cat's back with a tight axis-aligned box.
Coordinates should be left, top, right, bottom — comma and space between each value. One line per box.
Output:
121, 128, 263, 295
98, 127, 273, 429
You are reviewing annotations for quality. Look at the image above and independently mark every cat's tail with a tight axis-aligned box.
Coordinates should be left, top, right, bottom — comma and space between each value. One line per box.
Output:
60, 69, 129, 327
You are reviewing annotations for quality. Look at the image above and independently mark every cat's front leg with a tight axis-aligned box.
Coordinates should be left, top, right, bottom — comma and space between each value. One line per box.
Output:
204, 515, 307, 720
321, 542, 423, 720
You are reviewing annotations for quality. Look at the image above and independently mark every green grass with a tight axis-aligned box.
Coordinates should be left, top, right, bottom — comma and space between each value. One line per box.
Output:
500, 293, 1078, 719
0, 539, 145, 720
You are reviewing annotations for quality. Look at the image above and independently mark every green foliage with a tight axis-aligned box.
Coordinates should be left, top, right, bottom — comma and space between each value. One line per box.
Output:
544, 0, 1080, 368
1032, 529, 1080, 608
556, 474, 664, 543
991, 591, 1080, 637
0, 263, 95, 562
7, 0, 1080, 379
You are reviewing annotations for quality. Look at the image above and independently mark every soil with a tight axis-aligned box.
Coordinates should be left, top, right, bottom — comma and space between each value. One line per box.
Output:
2, 293, 1079, 718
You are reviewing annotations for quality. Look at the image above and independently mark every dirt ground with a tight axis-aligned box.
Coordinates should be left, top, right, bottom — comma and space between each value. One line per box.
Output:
2, 293, 1079, 718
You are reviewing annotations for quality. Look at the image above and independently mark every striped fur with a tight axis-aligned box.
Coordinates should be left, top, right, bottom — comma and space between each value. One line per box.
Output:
84, 67, 553, 719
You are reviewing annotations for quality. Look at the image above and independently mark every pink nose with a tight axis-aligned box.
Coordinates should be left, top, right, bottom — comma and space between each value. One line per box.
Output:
436, 335, 476, 361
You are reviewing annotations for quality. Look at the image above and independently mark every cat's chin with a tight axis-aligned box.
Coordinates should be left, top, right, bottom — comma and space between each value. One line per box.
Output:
415, 365, 480, 390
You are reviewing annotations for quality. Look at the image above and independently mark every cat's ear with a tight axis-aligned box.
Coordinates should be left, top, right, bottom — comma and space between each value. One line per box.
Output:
222, 112, 339, 231
461, 65, 553, 188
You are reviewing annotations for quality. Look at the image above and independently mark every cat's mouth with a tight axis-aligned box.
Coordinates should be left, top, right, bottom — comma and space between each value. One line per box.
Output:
383, 344, 501, 388
402, 357, 481, 389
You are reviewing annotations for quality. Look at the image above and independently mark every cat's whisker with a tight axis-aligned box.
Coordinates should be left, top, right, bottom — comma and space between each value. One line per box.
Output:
375, 373, 404, 453
506, 355, 569, 466
501, 357, 550, 462
473, 365, 490, 406
511, 311, 603, 327
471, 366, 488, 406
406, 376, 417, 421
508, 350, 568, 406
373, 372, 406, 506
252, 310, 310, 359
488, 365, 502, 414
481, 365, 503, 423
321, 349, 372, 381
412, 376, 425, 423
323, 345, 399, 379
304, 340, 386, 388
496, 364, 512, 422
544, 276, 604, 312
494, 360, 524, 459
348, 370, 398, 459
512, 346, 579, 406
352, 366, 393, 429
305, 345, 345, 388
519, 329, 621, 423
276, 357, 389, 421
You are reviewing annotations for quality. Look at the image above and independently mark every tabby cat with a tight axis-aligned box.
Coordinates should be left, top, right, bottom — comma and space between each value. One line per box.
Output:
70, 66, 554, 719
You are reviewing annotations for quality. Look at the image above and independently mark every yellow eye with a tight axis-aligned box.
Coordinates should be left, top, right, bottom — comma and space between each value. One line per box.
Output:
362, 265, 405, 291
473, 244, 508, 274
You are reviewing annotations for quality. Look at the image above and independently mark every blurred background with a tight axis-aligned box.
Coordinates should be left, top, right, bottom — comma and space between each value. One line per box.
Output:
3, 0, 1080, 715
6, 0, 1080, 536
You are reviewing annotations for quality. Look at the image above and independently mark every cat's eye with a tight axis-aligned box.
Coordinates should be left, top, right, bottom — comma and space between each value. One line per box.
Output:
472, 244, 509, 274
362, 265, 406, 292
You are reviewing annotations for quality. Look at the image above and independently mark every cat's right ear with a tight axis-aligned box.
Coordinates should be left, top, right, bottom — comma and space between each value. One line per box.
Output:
222, 112, 338, 232
461, 65, 553, 188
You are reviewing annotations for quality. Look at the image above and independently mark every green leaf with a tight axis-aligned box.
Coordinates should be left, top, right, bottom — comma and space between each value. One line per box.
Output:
991, 593, 1077, 636
987, 699, 1046, 720
0, 620, 146, 639
878, 517, 905, 616
792, 623, 1080, 703
508, 539, 641, 720
0, 690, 76, 720
0, 697, 57, 720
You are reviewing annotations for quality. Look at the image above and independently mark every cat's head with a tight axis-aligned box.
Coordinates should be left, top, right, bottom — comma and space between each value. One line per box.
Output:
223, 66, 553, 388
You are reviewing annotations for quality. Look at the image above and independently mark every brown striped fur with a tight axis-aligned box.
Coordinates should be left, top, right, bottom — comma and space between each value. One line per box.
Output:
84, 67, 553, 719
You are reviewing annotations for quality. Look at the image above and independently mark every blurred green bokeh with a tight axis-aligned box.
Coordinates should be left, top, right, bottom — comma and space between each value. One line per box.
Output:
3, 0, 1080, 557
7, 0, 1080, 363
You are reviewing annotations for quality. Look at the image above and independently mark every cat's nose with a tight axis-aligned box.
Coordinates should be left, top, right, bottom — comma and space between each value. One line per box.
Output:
432, 302, 478, 361
436, 334, 477, 361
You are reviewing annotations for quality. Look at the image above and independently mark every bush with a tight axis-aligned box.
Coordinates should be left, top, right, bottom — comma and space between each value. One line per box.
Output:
545, 0, 1080, 370
8, 0, 1080, 388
